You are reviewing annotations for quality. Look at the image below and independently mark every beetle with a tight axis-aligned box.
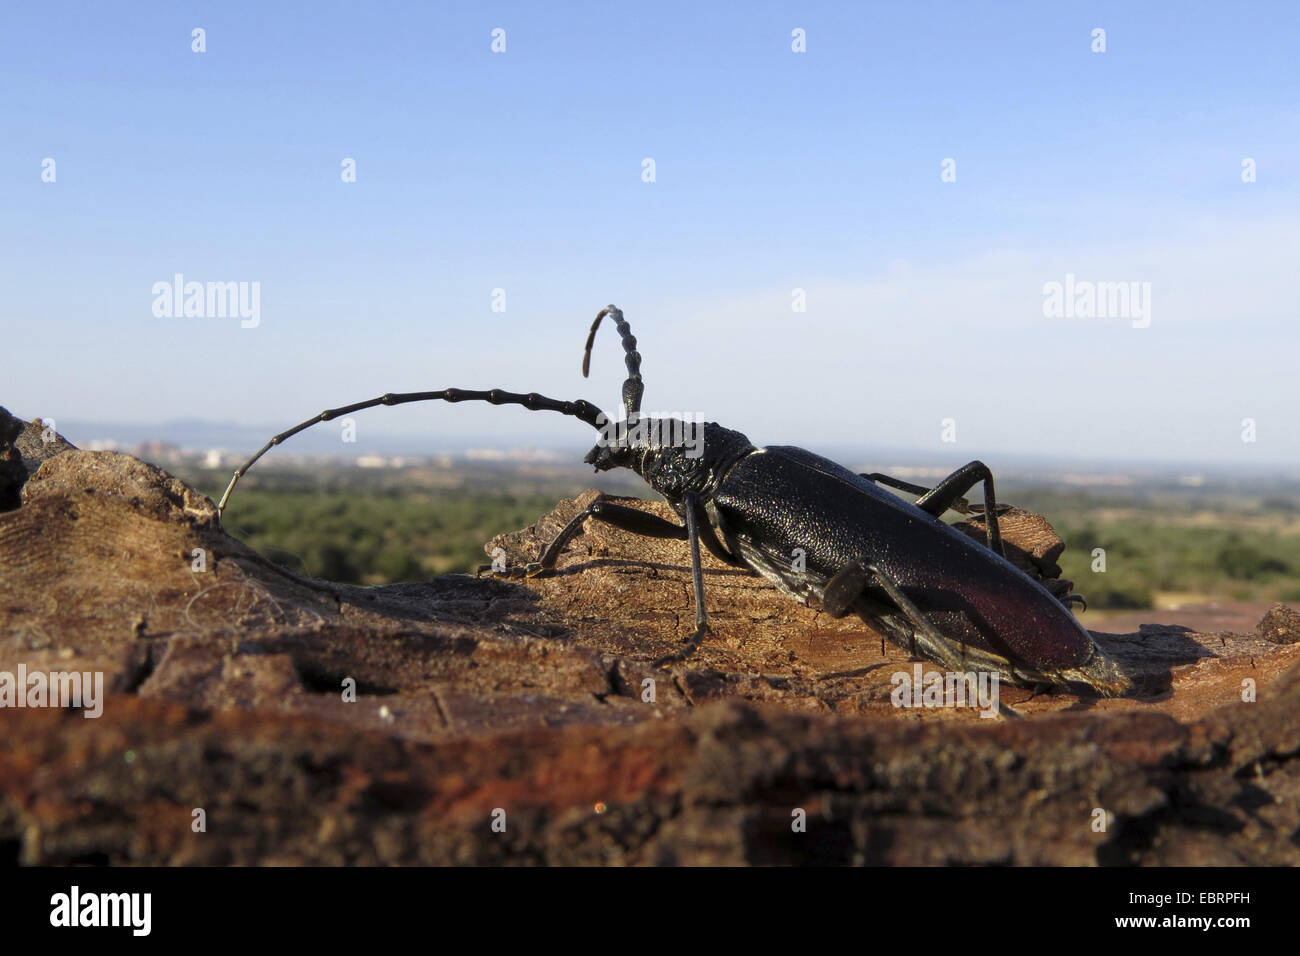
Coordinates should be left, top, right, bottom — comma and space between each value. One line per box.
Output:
216, 305, 1131, 705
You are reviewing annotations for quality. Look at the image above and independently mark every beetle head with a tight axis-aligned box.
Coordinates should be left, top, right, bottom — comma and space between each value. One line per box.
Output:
585, 417, 754, 503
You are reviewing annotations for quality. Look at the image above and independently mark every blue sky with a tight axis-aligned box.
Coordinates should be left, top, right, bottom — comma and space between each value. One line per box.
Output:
2, 1, 1297, 466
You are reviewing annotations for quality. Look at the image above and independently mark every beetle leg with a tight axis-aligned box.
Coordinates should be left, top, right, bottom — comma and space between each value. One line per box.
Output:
823, 561, 954, 664
509, 494, 736, 578
490, 497, 687, 577
529, 497, 687, 573
861, 472, 969, 508
653, 492, 712, 667
1058, 592, 1088, 612
867, 468, 1090, 613
498, 493, 716, 665
824, 559, 1021, 718
824, 560, 964, 669
821, 562, 871, 618
861, 468, 1009, 520
865, 462, 1005, 558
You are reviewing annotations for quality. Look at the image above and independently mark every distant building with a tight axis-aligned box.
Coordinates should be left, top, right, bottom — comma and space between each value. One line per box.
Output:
131, 440, 182, 464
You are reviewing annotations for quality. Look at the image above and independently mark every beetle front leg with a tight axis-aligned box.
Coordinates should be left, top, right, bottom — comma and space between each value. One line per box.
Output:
532, 497, 689, 573
491, 493, 736, 577
484, 497, 688, 577
490, 493, 718, 664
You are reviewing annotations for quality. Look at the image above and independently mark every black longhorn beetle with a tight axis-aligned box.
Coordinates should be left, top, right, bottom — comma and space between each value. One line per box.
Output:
217, 305, 1130, 707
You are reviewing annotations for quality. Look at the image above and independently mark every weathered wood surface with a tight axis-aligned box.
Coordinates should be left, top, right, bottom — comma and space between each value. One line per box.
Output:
1, 408, 1297, 865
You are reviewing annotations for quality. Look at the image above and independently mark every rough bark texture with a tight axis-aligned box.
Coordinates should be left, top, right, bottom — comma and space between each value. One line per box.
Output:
1, 407, 1297, 865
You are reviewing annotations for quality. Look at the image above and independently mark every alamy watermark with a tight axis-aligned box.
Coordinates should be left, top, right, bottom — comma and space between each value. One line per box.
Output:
596, 412, 705, 458
0, 665, 104, 718
151, 273, 260, 328
1042, 273, 1151, 328
891, 663, 1000, 718
50, 886, 150, 935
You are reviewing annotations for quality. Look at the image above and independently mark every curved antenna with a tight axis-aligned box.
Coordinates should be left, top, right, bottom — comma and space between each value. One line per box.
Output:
217, 387, 607, 514
582, 305, 644, 420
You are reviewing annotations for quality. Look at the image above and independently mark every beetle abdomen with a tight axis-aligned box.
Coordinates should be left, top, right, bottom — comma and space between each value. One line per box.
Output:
712, 446, 1127, 692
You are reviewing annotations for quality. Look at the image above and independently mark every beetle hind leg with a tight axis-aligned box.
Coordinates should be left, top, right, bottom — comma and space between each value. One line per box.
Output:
1057, 590, 1088, 612
864, 467, 1091, 615
863, 461, 1006, 557
823, 560, 966, 670
821, 559, 1022, 718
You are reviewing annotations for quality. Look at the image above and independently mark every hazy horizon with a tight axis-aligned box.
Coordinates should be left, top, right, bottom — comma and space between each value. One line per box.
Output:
30, 412, 1300, 477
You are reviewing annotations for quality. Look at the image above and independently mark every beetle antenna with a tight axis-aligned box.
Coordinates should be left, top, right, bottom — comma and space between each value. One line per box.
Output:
582, 304, 644, 420
217, 387, 608, 514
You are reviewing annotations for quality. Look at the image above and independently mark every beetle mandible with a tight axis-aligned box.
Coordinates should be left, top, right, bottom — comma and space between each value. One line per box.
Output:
217, 305, 1130, 703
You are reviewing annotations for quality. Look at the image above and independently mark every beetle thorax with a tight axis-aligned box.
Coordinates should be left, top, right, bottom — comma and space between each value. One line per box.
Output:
584, 418, 755, 502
